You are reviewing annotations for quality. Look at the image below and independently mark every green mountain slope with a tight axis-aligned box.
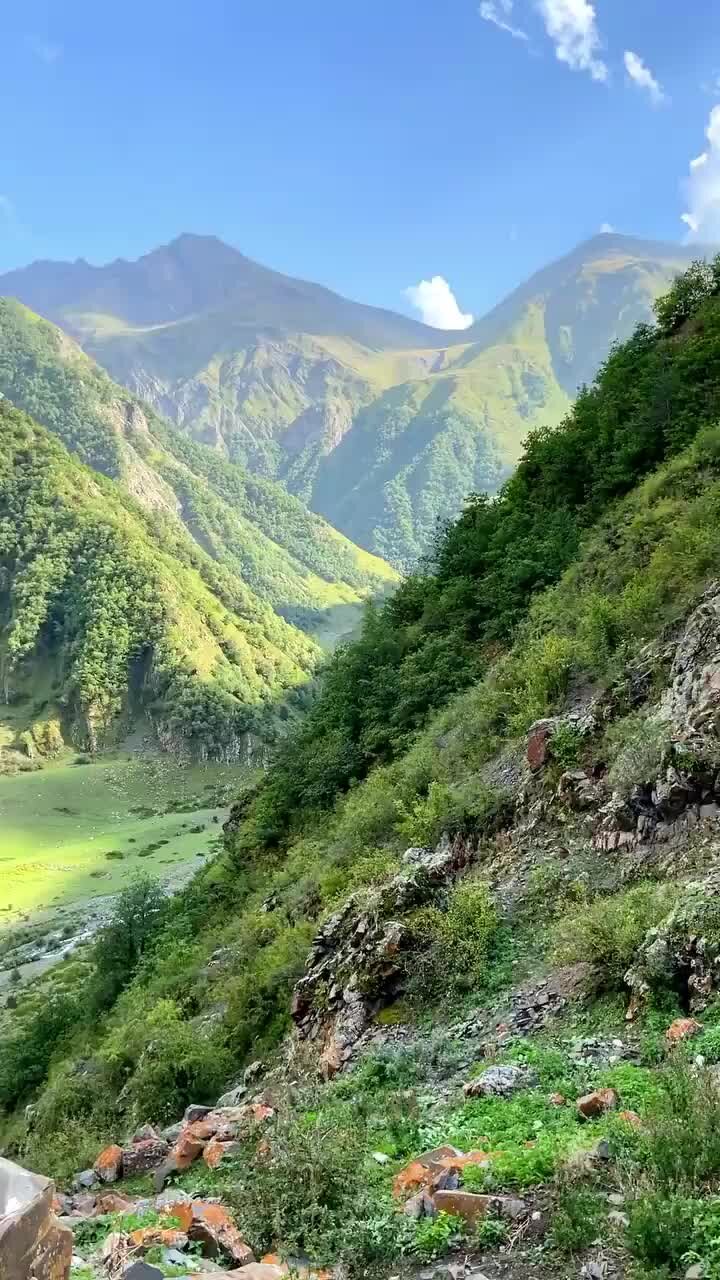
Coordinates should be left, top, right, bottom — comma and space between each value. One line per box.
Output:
0, 233, 700, 564
0, 299, 396, 634
8, 258, 720, 1236
0, 400, 320, 759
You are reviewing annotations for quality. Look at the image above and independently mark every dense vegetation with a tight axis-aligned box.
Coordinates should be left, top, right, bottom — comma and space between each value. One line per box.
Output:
7, 260, 720, 1280
0, 298, 396, 631
244, 263, 720, 842
0, 401, 320, 756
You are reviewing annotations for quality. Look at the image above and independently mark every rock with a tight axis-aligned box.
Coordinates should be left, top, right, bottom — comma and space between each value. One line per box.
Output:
372, 1152, 390, 1164
581, 1263, 606, 1280
183, 1104, 212, 1124
463, 1065, 538, 1098
557, 770, 599, 811
404, 1191, 436, 1220
203, 1137, 242, 1169
72, 1169, 98, 1191
432, 1191, 493, 1227
527, 720, 554, 770
189, 1201, 255, 1266
72, 1194, 97, 1216
122, 1137, 170, 1175
122, 1263, 165, 1280
133, 1124, 161, 1143
96, 1192, 136, 1214
93, 1143, 124, 1184
160, 1122, 183, 1144
549, 1092, 566, 1106
225, 1267, 288, 1280
0, 1156, 73, 1280
216, 1084, 247, 1108
608, 1210, 630, 1228
685, 1264, 705, 1280
243, 1060, 263, 1086
576, 1088, 619, 1119
667, 1017, 703, 1043
154, 1189, 194, 1211
607, 1193, 625, 1206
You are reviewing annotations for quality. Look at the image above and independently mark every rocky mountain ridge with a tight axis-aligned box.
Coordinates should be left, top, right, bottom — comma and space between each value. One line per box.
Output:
0, 233, 699, 563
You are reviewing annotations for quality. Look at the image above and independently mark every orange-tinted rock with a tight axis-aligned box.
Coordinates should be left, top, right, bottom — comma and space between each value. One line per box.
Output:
392, 1160, 430, 1199
432, 1190, 492, 1226
576, 1088, 619, 1119
225, 1267, 287, 1280
93, 1144, 123, 1184
666, 1017, 703, 1043
618, 1109, 643, 1130
161, 1201, 194, 1232
190, 1201, 255, 1266
186, 1118, 218, 1142
247, 1103, 275, 1125
527, 721, 553, 771
549, 1092, 566, 1107
171, 1130, 206, 1169
72, 1194, 97, 1216
130, 1225, 188, 1251
203, 1136, 242, 1169
95, 1192, 135, 1215
260, 1255, 284, 1267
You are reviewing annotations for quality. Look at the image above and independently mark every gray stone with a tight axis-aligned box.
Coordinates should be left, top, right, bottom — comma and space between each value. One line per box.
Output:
122, 1264, 165, 1280
463, 1064, 538, 1098
183, 1104, 212, 1125
72, 1168, 98, 1190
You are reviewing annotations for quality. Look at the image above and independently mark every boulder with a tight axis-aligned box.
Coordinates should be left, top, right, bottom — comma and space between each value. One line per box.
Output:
189, 1201, 255, 1266
122, 1263, 165, 1280
72, 1169, 98, 1191
93, 1144, 124, 1184
617, 1109, 643, 1130
576, 1088, 619, 1119
121, 1137, 169, 1176
96, 1192, 136, 1214
129, 1225, 188, 1251
463, 1065, 538, 1098
203, 1137, 242, 1169
432, 1190, 526, 1227
0, 1156, 73, 1280
666, 1017, 703, 1043
183, 1104, 212, 1125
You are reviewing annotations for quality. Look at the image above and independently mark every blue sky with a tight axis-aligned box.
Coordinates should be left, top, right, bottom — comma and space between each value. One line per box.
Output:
2, 0, 720, 325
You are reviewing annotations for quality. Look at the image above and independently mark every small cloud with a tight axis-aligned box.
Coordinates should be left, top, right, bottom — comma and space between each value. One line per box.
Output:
681, 104, 720, 241
599, 222, 614, 233
535, 0, 608, 82
32, 39, 63, 63
624, 50, 665, 105
479, 0, 528, 41
405, 277, 474, 330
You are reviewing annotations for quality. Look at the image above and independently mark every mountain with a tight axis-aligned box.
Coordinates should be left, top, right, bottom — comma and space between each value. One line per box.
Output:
0, 232, 700, 564
0, 300, 397, 759
10, 260, 720, 1280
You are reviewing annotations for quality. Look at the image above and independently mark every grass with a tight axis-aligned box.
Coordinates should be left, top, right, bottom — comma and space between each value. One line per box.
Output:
0, 753, 243, 927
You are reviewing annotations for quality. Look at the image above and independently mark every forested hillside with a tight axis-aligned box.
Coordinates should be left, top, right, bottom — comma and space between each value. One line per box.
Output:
0, 401, 323, 758
0, 298, 396, 634
1, 232, 695, 565
7, 259, 720, 1280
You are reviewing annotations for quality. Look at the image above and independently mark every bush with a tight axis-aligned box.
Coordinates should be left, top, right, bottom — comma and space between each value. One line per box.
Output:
550, 1185, 605, 1254
551, 882, 675, 992
605, 713, 672, 797
639, 1062, 720, 1191
404, 879, 499, 1004
411, 1212, 465, 1260
230, 1099, 380, 1265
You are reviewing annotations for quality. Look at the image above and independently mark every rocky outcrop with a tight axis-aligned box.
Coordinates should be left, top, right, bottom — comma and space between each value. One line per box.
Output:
290, 837, 475, 1074
625, 873, 720, 1013
0, 1157, 72, 1280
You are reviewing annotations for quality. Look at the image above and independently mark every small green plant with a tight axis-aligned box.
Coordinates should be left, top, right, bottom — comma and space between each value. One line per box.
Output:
475, 1214, 508, 1246
411, 1211, 465, 1259
605, 713, 671, 797
550, 1186, 605, 1254
550, 723, 585, 769
404, 878, 499, 1004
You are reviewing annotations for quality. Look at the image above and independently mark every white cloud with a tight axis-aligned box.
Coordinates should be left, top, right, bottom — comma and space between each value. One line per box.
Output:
535, 0, 607, 81
405, 277, 474, 330
681, 105, 720, 241
599, 221, 614, 233
479, 0, 528, 41
624, 50, 665, 105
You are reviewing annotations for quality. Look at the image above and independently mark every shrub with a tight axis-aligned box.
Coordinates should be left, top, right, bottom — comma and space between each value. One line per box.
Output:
550, 1185, 605, 1254
551, 882, 676, 992
605, 713, 672, 797
404, 879, 499, 1004
639, 1062, 720, 1191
